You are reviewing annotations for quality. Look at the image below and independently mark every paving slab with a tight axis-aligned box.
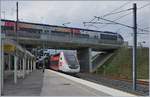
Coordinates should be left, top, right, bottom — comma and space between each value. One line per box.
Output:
3, 70, 44, 96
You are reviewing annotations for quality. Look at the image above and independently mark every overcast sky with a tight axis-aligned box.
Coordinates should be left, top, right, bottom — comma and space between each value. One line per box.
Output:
1, 1, 150, 47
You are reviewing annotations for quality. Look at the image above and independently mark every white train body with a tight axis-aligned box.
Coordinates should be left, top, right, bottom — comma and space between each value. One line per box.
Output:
50, 52, 80, 74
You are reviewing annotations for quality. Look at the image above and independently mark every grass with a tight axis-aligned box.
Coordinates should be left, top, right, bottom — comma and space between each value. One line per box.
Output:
96, 47, 149, 80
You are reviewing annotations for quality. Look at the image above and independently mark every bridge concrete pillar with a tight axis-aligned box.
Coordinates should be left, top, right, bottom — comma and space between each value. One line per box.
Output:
77, 48, 92, 72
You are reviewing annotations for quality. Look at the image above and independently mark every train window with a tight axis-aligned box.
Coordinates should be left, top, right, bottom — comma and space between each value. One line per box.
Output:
80, 34, 89, 38
2, 26, 14, 31
20, 27, 42, 34
64, 54, 78, 65
94, 35, 98, 38
38, 30, 43, 33
44, 30, 49, 34
101, 34, 117, 40
51, 31, 70, 36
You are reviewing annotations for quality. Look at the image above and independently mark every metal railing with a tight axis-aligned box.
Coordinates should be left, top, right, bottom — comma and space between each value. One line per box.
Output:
2, 31, 123, 46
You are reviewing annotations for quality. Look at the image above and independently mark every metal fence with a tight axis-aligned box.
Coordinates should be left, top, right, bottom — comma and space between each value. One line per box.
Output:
3, 31, 123, 46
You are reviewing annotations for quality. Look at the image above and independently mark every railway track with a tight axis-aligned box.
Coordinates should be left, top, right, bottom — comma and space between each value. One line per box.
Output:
75, 73, 149, 96
99, 75, 149, 86
50, 70, 149, 96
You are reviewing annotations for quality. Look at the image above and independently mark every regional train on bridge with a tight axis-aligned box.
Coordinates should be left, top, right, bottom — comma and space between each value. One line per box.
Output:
1, 19, 124, 43
48, 51, 80, 74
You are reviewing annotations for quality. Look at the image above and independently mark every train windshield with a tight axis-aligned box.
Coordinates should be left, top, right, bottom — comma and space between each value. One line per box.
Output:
64, 53, 79, 69
67, 55, 77, 63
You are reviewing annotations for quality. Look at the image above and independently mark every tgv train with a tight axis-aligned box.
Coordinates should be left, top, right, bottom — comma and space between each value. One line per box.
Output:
1, 19, 124, 42
49, 51, 80, 74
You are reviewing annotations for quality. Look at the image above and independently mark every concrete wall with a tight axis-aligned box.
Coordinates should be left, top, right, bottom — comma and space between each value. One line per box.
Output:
77, 48, 92, 72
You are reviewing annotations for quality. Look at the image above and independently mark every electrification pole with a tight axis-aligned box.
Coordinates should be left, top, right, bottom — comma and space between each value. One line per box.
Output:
132, 3, 137, 91
14, 2, 19, 84
16, 2, 18, 43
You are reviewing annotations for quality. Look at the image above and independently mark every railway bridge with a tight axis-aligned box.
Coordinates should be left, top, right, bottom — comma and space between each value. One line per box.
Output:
1, 19, 124, 72
3, 32, 123, 73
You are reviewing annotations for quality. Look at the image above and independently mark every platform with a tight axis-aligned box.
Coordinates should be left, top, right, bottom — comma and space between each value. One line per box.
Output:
3, 70, 43, 96
41, 69, 136, 96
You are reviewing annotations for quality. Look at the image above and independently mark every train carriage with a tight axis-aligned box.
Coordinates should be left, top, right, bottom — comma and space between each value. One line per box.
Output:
1, 19, 124, 43
50, 51, 80, 74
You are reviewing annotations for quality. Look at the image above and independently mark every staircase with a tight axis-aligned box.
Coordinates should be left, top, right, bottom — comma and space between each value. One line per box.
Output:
91, 52, 114, 72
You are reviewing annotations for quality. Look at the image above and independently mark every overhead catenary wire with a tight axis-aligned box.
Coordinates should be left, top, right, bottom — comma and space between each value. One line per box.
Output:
102, 8, 133, 17
143, 27, 150, 29
83, 17, 97, 28
83, 2, 150, 34
115, 27, 149, 35
83, 22, 116, 24
138, 2, 150, 10
83, 12, 131, 29
104, 2, 150, 23
98, 2, 150, 28
84, 2, 133, 29
95, 16, 150, 33
84, 2, 150, 31
102, 1, 132, 18
83, 1, 132, 28
105, 2, 150, 20
108, 2, 150, 22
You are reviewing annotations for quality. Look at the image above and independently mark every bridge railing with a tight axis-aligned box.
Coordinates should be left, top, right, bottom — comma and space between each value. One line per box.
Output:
3, 31, 123, 45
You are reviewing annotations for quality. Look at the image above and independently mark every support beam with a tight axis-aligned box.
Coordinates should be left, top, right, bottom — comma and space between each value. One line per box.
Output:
19, 59, 21, 75
33, 60, 36, 70
30, 59, 31, 72
8, 54, 11, 71
23, 57, 25, 78
31, 59, 33, 72
32, 59, 34, 71
30, 59, 32, 72
1, 39, 4, 94
25, 58, 27, 74
14, 55, 18, 84
77, 48, 92, 72
32, 60, 34, 71
27, 58, 29, 74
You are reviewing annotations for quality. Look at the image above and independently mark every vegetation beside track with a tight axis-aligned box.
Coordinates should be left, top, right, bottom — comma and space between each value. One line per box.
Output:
96, 47, 149, 80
